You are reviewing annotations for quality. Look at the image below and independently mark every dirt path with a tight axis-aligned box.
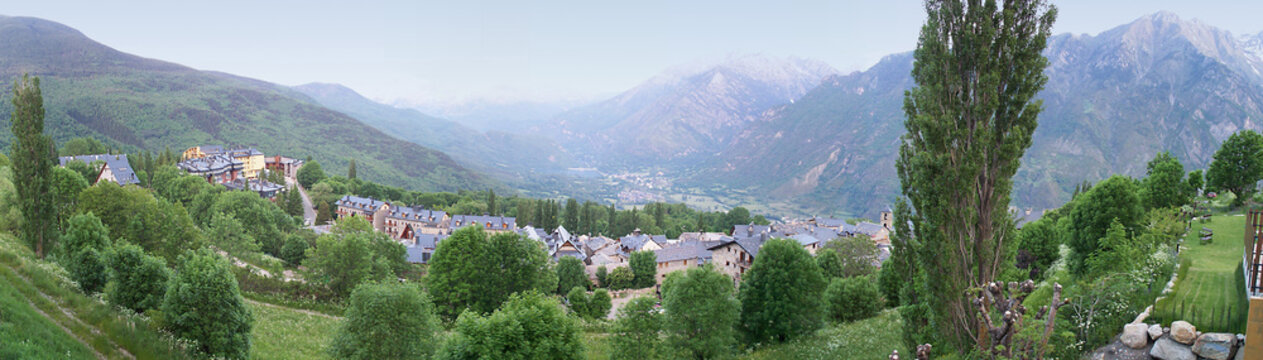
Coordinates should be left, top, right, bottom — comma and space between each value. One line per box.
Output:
245, 298, 341, 320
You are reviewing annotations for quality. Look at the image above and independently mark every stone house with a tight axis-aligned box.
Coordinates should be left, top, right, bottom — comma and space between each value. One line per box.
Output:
652, 241, 714, 285
707, 234, 767, 284
385, 205, 448, 240
335, 195, 390, 232
449, 215, 516, 234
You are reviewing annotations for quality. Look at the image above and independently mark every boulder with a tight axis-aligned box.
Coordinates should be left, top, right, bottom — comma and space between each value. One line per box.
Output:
1149, 337, 1195, 360
1191, 333, 1235, 360
1122, 323, 1150, 349
1089, 338, 1156, 360
1170, 321, 1196, 345
1148, 324, 1163, 340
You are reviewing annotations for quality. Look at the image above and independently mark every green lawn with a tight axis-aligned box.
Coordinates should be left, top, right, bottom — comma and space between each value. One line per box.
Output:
248, 300, 341, 360
1153, 214, 1249, 332
744, 309, 907, 359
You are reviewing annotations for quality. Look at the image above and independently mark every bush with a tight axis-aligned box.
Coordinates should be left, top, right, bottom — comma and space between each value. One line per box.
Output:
611, 296, 662, 360
607, 266, 634, 290
105, 244, 170, 313
557, 256, 588, 294
825, 276, 882, 323
567, 286, 590, 318
162, 249, 253, 359
589, 289, 612, 319
59, 213, 112, 293
436, 291, 583, 360
279, 233, 309, 266
663, 266, 739, 359
329, 282, 440, 359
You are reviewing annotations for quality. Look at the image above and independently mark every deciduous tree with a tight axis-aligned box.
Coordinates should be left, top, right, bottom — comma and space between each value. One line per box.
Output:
663, 266, 739, 359
162, 249, 252, 359
896, 0, 1057, 351
427, 227, 552, 320
611, 296, 663, 360
106, 244, 169, 313
436, 291, 583, 360
556, 256, 588, 294
1068, 175, 1143, 275
330, 282, 439, 359
1142, 151, 1190, 209
739, 238, 826, 344
10, 75, 56, 258
825, 276, 881, 323
60, 213, 112, 293
297, 160, 326, 188
629, 250, 657, 289
1206, 130, 1263, 200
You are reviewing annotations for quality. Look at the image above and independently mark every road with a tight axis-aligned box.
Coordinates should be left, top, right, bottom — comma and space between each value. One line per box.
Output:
288, 177, 316, 226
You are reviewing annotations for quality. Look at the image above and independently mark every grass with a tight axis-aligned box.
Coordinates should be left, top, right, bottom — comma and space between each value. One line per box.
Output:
744, 309, 908, 359
247, 300, 340, 360
0, 232, 192, 359
1152, 214, 1249, 333
0, 266, 98, 360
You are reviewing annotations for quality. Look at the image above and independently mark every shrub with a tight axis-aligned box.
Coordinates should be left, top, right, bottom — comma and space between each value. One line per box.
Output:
436, 291, 583, 360
607, 266, 634, 290
329, 282, 439, 359
567, 286, 590, 318
59, 213, 112, 293
611, 296, 662, 360
105, 244, 170, 313
589, 289, 612, 319
596, 265, 608, 288
279, 233, 309, 266
663, 266, 739, 359
825, 276, 882, 323
162, 249, 252, 359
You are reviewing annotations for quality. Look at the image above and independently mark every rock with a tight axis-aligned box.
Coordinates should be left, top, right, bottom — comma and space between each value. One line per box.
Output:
1090, 337, 1156, 360
1150, 337, 1195, 360
1149, 324, 1163, 340
1191, 333, 1235, 360
1122, 323, 1150, 349
1170, 321, 1197, 345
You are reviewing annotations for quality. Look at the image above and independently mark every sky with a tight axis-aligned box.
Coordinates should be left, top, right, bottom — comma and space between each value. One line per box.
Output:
6, 0, 1263, 106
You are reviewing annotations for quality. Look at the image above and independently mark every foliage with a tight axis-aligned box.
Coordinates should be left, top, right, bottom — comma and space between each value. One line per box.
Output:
50, 166, 88, 232
297, 160, 326, 189
878, 261, 902, 306
1187, 169, 1204, 196
302, 217, 404, 297
590, 288, 612, 319
162, 249, 253, 359
59, 136, 109, 156
316, 201, 332, 225
1083, 220, 1140, 278
739, 238, 826, 345
566, 286, 590, 318
896, 0, 1057, 351
1142, 151, 1190, 209
557, 255, 589, 294
10, 75, 56, 258
743, 309, 909, 360
825, 276, 882, 323
329, 282, 440, 360
59, 212, 112, 293
1206, 129, 1263, 201
815, 247, 845, 279
629, 250, 657, 289
821, 235, 878, 278
280, 232, 311, 266
607, 266, 635, 290
1068, 175, 1143, 275
662, 266, 740, 359
78, 181, 203, 261
426, 226, 553, 320
208, 190, 296, 256
595, 265, 608, 288
105, 244, 169, 313
436, 291, 584, 360
206, 211, 260, 254
610, 296, 663, 360
1014, 218, 1060, 280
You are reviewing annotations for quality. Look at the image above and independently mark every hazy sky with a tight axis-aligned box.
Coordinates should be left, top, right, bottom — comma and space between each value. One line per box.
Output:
6, 1, 1263, 105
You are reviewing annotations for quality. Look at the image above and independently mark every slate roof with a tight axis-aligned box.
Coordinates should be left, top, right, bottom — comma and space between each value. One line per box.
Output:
855, 222, 886, 236
406, 233, 448, 264
787, 234, 823, 247
58, 154, 140, 185
813, 217, 849, 227
732, 224, 771, 237
337, 195, 386, 213
226, 148, 263, 157
585, 236, 610, 251
387, 205, 446, 225
619, 233, 661, 252
223, 178, 284, 196
199, 145, 225, 155
177, 154, 243, 174
654, 242, 713, 263
707, 233, 767, 258
450, 215, 516, 231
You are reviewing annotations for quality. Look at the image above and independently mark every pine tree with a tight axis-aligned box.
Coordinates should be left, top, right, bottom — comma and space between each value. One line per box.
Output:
9, 75, 55, 258
896, 0, 1056, 351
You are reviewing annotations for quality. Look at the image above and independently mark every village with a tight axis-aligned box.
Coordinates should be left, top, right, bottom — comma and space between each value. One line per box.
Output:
56, 144, 900, 289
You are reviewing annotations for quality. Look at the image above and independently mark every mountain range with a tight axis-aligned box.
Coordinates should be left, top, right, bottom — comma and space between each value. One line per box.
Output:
0, 15, 499, 193
3, 12, 1261, 219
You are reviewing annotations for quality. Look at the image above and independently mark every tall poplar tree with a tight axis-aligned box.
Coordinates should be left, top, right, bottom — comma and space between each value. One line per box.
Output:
10, 75, 56, 258
896, 0, 1056, 352
564, 198, 580, 230
347, 158, 357, 179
